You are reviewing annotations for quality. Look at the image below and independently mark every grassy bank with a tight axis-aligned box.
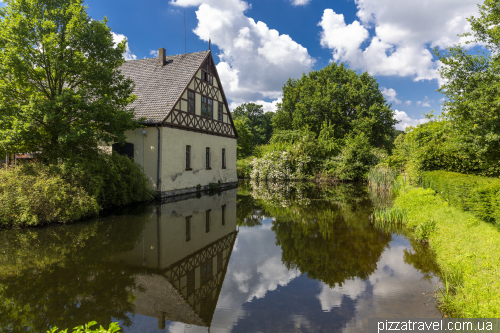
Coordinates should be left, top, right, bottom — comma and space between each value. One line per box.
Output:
390, 185, 500, 317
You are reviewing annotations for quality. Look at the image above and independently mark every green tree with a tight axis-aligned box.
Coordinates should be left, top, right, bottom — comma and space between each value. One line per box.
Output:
273, 63, 396, 148
0, 0, 141, 163
437, 0, 500, 174
233, 118, 253, 158
232, 103, 274, 146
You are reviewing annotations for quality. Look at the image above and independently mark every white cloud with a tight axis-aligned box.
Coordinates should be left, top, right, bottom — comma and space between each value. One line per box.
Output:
318, 1, 480, 82
394, 110, 429, 130
149, 49, 159, 57
290, 0, 312, 6
111, 32, 137, 61
405, 100, 412, 106
417, 96, 432, 107
381, 87, 401, 105
229, 98, 282, 113
171, 0, 314, 102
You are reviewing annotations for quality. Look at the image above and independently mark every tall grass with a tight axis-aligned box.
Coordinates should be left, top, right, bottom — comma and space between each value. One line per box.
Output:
368, 165, 398, 191
372, 206, 408, 224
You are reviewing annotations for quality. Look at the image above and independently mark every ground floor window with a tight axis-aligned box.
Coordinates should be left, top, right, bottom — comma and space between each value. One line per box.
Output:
112, 142, 134, 160
206, 147, 211, 169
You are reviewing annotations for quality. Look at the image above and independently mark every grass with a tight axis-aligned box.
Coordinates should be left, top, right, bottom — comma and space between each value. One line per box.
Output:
392, 185, 500, 317
368, 165, 399, 191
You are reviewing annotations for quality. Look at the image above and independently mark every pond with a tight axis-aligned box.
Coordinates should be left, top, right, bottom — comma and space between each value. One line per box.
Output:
0, 181, 442, 333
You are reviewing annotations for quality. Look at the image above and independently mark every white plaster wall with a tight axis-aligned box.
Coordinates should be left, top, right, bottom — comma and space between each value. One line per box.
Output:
160, 127, 237, 193
123, 127, 160, 190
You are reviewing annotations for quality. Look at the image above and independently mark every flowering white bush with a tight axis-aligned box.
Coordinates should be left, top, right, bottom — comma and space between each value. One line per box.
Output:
250, 150, 312, 180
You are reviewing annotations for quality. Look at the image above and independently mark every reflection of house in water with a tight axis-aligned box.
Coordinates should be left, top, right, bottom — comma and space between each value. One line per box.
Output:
114, 189, 238, 329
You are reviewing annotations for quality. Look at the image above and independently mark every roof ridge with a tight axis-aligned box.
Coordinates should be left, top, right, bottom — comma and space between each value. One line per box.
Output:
124, 50, 209, 63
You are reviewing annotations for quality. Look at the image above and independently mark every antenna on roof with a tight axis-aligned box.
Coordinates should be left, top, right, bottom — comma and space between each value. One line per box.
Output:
209, 38, 211, 51
184, 9, 187, 54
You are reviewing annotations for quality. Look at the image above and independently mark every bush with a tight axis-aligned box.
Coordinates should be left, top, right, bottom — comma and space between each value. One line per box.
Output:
323, 133, 384, 181
421, 171, 500, 224
0, 166, 99, 227
0, 154, 153, 227
48, 321, 121, 333
237, 157, 254, 178
56, 154, 153, 208
250, 129, 321, 180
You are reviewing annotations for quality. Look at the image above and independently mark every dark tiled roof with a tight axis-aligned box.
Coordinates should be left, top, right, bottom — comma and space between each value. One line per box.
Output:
119, 51, 209, 123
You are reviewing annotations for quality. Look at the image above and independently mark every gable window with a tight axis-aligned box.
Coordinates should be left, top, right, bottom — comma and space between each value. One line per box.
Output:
188, 90, 195, 113
201, 70, 213, 84
202, 97, 213, 118
186, 145, 191, 170
222, 148, 226, 169
208, 99, 213, 118
206, 147, 211, 169
218, 103, 223, 121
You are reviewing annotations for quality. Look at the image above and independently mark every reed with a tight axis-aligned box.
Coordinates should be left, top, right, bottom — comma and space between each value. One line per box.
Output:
372, 206, 408, 224
368, 165, 399, 191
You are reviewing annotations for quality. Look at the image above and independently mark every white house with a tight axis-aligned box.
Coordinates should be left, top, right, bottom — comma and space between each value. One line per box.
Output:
116, 48, 239, 198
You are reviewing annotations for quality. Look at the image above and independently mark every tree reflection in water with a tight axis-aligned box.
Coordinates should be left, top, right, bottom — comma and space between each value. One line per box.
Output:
0, 205, 149, 332
0, 190, 238, 333
241, 180, 439, 288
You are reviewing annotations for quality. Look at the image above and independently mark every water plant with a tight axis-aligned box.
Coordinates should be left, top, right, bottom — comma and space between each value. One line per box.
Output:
372, 206, 408, 224
367, 165, 399, 191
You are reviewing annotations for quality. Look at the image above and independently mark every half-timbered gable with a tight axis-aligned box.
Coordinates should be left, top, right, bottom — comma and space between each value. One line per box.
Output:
118, 48, 238, 198
163, 53, 236, 138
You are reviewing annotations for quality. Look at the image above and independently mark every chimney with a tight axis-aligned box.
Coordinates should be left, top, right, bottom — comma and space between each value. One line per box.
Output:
158, 48, 166, 66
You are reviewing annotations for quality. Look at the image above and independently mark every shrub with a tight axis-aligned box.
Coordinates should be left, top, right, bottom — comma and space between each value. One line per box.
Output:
0, 154, 153, 227
420, 171, 500, 224
0, 165, 99, 227
323, 133, 384, 181
48, 321, 121, 333
237, 157, 254, 178
54, 154, 153, 208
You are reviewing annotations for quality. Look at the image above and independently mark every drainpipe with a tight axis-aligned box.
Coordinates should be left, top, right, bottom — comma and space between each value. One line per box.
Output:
155, 124, 161, 196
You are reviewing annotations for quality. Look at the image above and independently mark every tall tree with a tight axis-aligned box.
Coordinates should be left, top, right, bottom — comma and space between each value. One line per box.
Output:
273, 63, 396, 148
232, 103, 274, 146
437, 0, 500, 173
233, 118, 254, 158
0, 0, 141, 162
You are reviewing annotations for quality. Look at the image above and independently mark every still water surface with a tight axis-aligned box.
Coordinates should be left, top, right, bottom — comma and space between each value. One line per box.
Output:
0, 181, 442, 332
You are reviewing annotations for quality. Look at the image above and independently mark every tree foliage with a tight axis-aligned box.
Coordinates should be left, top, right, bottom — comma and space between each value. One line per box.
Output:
232, 103, 274, 148
0, 0, 141, 162
273, 63, 397, 148
437, 0, 500, 174
233, 118, 253, 158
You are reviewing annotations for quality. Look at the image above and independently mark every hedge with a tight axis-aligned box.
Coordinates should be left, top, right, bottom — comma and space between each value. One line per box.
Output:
420, 171, 500, 224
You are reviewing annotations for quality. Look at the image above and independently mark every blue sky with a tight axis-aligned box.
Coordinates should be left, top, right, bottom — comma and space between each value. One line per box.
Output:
1, 0, 484, 129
